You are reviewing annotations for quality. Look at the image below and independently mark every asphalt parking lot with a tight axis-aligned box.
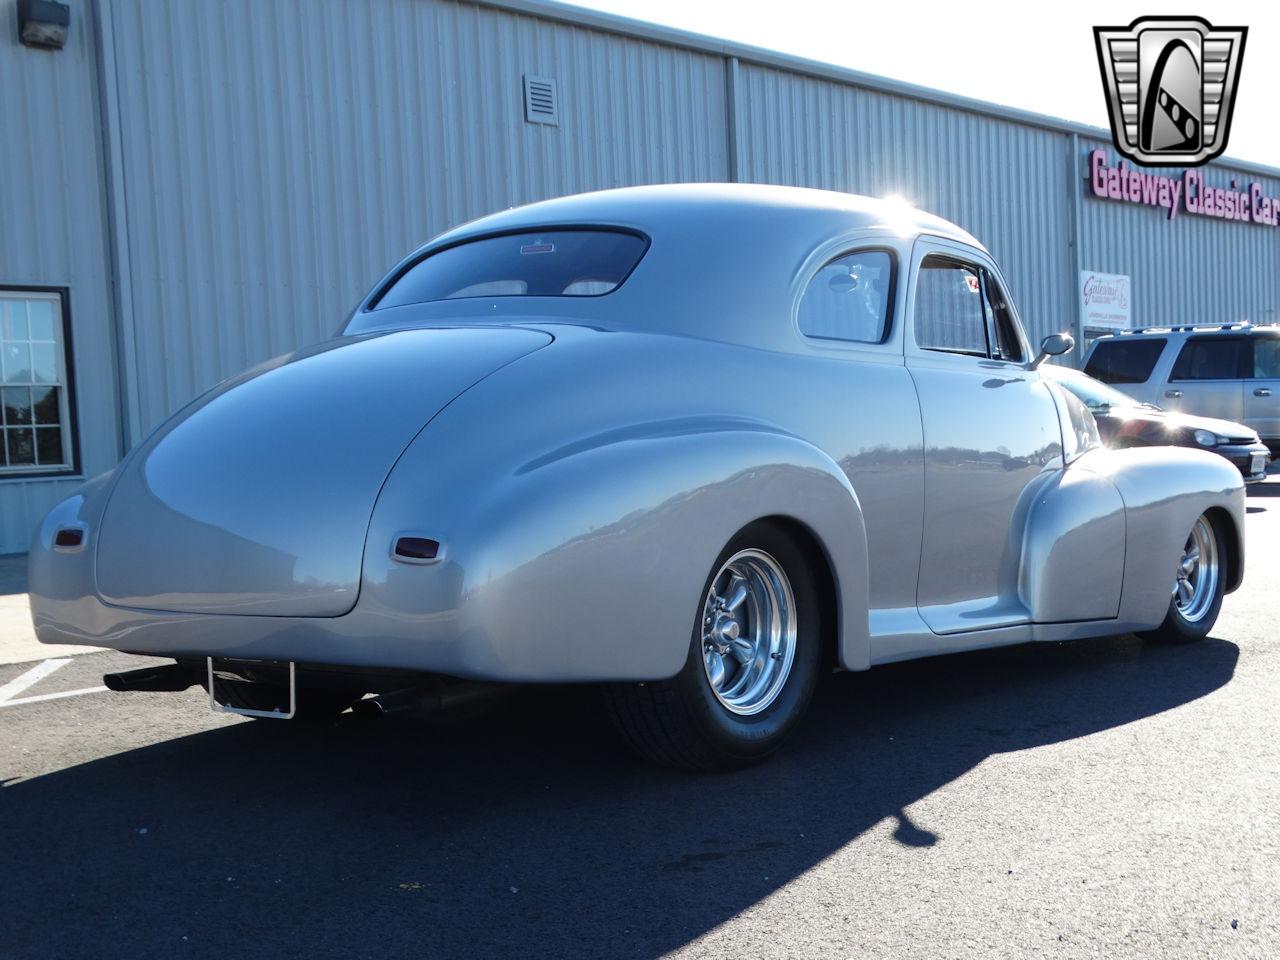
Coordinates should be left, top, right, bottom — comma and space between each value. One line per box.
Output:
2, 477, 1277, 960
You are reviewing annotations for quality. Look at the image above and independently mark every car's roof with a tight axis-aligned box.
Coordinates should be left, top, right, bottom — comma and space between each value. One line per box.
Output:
1092, 324, 1279, 342
354, 184, 988, 351
430, 183, 983, 251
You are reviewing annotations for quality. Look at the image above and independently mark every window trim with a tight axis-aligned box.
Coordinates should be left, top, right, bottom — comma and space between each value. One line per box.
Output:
366, 225, 652, 311
1168, 334, 1250, 382
914, 254, 995, 359
978, 269, 1025, 363
0, 285, 80, 479
795, 245, 898, 347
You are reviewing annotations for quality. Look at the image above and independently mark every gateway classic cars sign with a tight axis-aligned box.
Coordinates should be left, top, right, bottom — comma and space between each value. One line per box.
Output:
1089, 149, 1280, 226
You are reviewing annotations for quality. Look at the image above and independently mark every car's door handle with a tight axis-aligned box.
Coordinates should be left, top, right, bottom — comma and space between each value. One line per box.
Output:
1165, 389, 1183, 399
1255, 387, 1273, 397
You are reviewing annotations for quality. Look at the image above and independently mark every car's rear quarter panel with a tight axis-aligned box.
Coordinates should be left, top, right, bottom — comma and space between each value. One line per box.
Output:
1106, 446, 1246, 622
361, 325, 926, 677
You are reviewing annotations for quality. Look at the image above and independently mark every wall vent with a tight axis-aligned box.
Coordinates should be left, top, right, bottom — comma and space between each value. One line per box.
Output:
523, 75, 559, 126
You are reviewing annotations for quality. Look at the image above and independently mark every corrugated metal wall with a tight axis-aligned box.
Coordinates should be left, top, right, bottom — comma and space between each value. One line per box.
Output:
1077, 136, 1280, 329
0, 0, 121, 552
734, 63, 1074, 348
102, 0, 729, 436
2, 0, 1278, 552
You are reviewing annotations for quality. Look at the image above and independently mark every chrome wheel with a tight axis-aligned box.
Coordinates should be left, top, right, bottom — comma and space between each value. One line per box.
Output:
700, 548, 797, 716
1172, 515, 1219, 624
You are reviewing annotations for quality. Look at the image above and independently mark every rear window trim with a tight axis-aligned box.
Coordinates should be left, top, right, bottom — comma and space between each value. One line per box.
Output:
367, 225, 651, 311
796, 245, 899, 347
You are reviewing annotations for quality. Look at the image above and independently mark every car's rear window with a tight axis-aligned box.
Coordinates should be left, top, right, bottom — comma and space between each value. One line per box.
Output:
374, 230, 648, 310
1083, 338, 1166, 384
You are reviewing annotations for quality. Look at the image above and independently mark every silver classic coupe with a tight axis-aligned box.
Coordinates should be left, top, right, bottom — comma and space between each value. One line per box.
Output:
29, 184, 1245, 768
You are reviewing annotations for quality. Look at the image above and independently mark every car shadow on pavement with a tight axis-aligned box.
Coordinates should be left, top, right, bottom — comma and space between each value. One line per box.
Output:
1, 634, 1237, 960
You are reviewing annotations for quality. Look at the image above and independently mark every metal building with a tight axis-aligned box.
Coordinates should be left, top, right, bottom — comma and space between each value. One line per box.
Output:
2, 0, 1278, 552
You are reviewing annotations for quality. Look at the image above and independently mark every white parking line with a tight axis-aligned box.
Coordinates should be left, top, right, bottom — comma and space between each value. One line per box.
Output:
0, 685, 108, 708
0, 658, 71, 703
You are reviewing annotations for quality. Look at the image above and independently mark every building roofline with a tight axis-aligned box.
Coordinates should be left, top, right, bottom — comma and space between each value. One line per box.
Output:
471, 0, 1280, 182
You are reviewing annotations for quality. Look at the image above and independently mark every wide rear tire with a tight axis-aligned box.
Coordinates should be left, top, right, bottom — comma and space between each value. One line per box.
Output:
605, 521, 823, 770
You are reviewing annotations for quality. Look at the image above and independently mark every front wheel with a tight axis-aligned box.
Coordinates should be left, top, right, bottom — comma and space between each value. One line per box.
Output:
604, 521, 823, 770
1138, 512, 1226, 645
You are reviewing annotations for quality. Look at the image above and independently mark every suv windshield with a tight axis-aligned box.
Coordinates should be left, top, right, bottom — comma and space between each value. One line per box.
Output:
374, 230, 648, 310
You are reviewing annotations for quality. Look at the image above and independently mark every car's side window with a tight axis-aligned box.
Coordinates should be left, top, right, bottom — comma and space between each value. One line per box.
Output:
1170, 337, 1248, 381
797, 249, 894, 344
914, 256, 990, 357
1251, 337, 1280, 379
1084, 338, 1166, 383
980, 272, 1024, 362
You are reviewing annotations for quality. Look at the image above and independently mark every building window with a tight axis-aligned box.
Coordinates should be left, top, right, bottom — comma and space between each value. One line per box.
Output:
0, 289, 76, 476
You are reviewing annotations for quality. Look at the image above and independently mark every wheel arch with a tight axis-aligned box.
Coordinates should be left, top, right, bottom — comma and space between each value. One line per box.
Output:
1205, 505, 1244, 594
1105, 446, 1247, 626
751, 514, 841, 674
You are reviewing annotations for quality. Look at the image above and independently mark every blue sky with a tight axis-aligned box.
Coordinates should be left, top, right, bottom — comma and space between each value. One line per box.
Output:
572, 0, 1277, 168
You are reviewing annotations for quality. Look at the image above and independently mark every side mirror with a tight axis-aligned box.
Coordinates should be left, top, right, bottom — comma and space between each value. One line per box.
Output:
1031, 332, 1074, 368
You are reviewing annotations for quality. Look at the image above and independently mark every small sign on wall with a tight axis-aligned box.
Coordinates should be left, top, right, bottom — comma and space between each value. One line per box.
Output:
1080, 271, 1132, 331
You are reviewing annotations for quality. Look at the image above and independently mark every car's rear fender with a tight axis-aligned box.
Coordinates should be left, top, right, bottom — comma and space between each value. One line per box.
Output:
1102, 446, 1246, 625
363, 416, 871, 681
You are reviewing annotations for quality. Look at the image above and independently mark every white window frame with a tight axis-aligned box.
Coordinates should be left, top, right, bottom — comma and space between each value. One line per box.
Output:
0, 288, 77, 476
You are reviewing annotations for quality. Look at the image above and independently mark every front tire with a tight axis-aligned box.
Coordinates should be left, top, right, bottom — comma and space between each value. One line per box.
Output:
605, 521, 823, 770
1138, 512, 1226, 645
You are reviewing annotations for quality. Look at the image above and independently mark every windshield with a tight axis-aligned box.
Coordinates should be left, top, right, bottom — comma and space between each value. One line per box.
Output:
1049, 369, 1143, 410
373, 230, 649, 310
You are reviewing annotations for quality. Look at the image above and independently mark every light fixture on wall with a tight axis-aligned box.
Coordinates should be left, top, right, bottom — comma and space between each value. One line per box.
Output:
17, 0, 70, 51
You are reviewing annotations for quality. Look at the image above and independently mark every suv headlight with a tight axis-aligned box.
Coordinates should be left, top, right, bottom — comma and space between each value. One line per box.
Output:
1193, 429, 1217, 446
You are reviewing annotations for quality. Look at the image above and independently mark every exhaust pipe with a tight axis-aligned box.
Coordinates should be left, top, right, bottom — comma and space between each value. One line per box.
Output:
103, 663, 200, 693
352, 681, 510, 718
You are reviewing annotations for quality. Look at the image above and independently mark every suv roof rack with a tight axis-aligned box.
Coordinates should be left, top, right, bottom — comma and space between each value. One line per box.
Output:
1115, 322, 1256, 336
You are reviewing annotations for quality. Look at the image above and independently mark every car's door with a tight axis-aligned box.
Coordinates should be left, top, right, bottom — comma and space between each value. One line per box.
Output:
1160, 335, 1248, 423
1244, 332, 1280, 444
792, 240, 925, 643
904, 237, 1061, 634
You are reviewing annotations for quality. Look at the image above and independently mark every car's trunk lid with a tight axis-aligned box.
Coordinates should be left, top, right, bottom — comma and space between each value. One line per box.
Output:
94, 326, 550, 616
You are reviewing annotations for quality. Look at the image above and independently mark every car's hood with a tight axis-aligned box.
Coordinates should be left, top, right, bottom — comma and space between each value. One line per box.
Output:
1103, 406, 1257, 441
94, 326, 550, 616
1173, 412, 1259, 440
